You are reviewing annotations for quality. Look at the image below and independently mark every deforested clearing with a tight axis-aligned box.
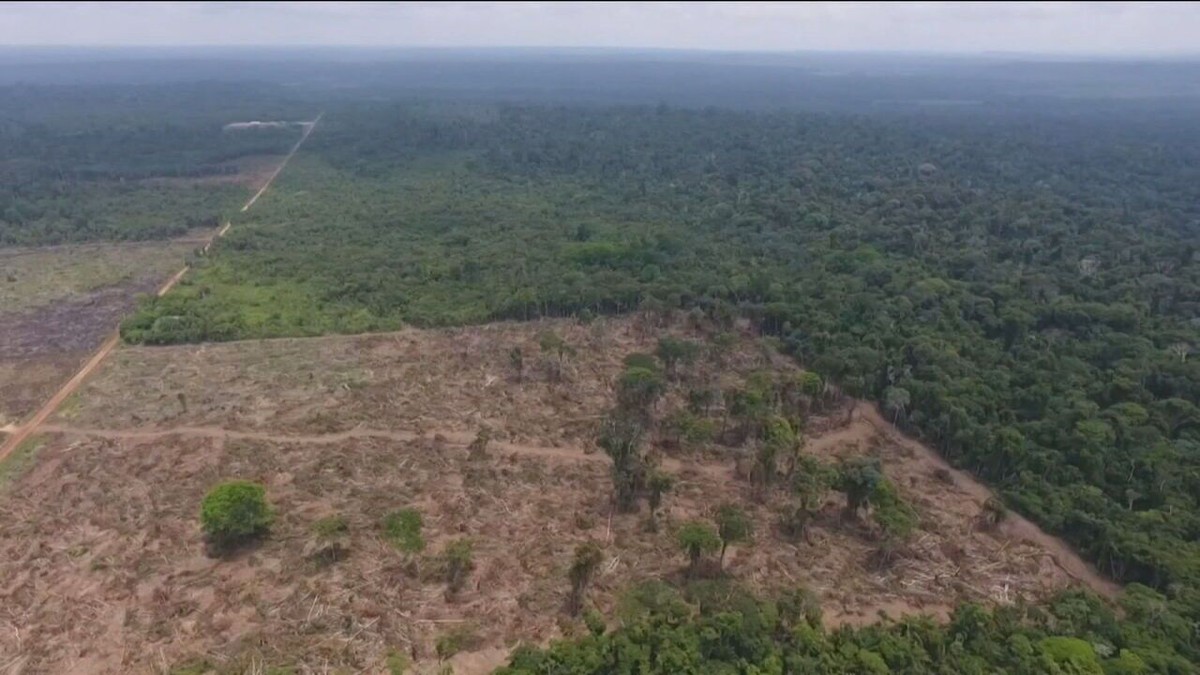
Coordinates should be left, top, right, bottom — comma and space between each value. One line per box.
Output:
0, 315, 1106, 672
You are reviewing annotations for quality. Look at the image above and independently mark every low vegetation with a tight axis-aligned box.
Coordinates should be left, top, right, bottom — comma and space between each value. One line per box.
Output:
382, 507, 425, 553
498, 585, 1187, 674
199, 480, 274, 551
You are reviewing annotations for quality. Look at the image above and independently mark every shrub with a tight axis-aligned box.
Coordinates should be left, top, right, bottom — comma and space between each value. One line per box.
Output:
441, 538, 475, 598
383, 508, 425, 553
567, 542, 605, 615
310, 514, 350, 565
200, 480, 273, 549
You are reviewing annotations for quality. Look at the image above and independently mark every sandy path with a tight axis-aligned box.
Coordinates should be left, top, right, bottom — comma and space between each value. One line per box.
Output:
40, 423, 605, 463
37, 423, 738, 482
0, 114, 322, 466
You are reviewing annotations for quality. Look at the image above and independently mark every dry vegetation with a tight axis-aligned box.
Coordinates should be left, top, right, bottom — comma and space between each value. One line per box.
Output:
0, 316, 1107, 673
0, 240, 199, 428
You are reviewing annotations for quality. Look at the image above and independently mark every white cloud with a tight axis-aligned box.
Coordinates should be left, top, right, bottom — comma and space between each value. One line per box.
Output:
1, 1, 1198, 55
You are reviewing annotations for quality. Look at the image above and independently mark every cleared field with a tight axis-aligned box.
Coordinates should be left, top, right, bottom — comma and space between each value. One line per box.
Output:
0, 316, 1107, 672
0, 240, 199, 428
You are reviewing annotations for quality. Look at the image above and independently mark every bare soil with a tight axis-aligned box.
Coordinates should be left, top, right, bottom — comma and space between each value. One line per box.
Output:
0, 316, 1115, 673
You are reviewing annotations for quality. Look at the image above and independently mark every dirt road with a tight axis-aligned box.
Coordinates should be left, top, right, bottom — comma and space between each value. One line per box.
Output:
0, 114, 322, 465
241, 116, 321, 212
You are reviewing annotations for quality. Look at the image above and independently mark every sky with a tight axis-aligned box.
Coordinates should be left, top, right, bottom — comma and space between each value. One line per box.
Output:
2, 1, 1199, 56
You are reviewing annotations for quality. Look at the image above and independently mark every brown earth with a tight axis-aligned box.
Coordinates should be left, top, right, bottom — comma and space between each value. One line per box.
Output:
0, 316, 1116, 673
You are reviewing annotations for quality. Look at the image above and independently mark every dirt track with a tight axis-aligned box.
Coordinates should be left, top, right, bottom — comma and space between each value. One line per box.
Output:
0, 114, 322, 466
40, 423, 603, 464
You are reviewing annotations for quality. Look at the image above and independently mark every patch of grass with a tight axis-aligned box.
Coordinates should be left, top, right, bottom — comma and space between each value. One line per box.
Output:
0, 435, 45, 490
56, 392, 82, 421
382, 508, 425, 553
385, 649, 411, 674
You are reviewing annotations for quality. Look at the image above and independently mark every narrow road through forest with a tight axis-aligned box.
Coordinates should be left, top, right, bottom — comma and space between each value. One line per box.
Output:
0, 115, 322, 464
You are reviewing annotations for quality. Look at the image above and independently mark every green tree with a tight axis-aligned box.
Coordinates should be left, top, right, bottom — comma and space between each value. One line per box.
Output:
677, 521, 721, 579
655, 336, 699, 377
883, 386, 911, 423
598, 412, 646, 512
714, 504, 752, 568
623, 352, 660, 372
784, 455, 835, 540
509, 346, 524, 382
836, 457, 884, 520
617, 366, 666, 416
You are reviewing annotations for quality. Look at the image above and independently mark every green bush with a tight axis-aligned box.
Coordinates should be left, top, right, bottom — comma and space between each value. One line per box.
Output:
383, 508, 425, 553
200, 480, 273, 548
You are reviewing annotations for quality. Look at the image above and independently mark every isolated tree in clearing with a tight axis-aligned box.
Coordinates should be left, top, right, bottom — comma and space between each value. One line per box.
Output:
677, 521, 721, 579
598, 412, 646, 512
715, 504, 752, 569
567, 542, 604, 616
200, 480, 273, 551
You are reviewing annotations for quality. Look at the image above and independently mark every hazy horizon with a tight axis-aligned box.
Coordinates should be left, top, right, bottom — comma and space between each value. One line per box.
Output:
3, 2, 1200, 57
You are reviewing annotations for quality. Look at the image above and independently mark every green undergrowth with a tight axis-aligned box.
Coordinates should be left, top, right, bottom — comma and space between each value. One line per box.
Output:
0, 436, 45, 491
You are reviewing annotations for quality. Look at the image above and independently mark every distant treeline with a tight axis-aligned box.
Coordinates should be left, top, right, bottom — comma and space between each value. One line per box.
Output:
0, 84, 311, 245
